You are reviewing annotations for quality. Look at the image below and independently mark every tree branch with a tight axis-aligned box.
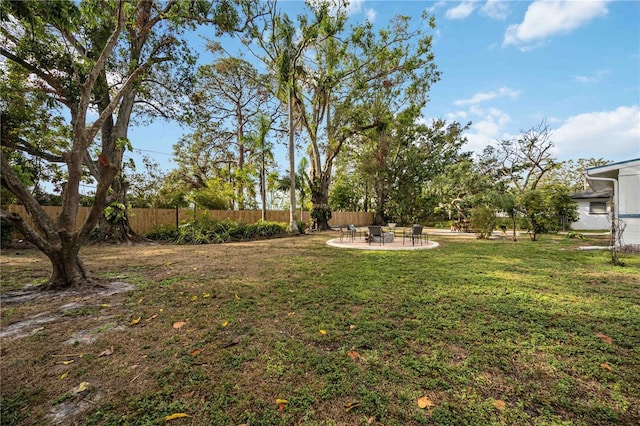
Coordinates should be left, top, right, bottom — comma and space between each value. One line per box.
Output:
0, 46, 68, 102
0, 150, 58, 245
1, 138, 66, 164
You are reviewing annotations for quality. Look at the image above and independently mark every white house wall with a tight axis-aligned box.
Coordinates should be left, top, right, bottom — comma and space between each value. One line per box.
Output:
618, 163, 640, 246
573, 200, 610, 230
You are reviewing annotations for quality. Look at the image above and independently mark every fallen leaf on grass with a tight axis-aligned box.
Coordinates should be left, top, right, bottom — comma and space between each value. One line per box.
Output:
595, 332, 613, 344
146, 314, 158, 321
173, 321, 187, 329
344, 401, 361, 412
56, 360, 75, 365
276, 399, 287, 411
130, 317, 141, 326
347, 351, 360, 361
417, 395, 434, 409
164, 413, 190, 421
191, 296, 198, 301
100, 304, 110, 308
98, 346, 114, 357
221, 321, 229, 327
190, 348, 201, 356
319, 329, 327, 335
600, 362, 612, 371
203, 293, 211, 298
493, 399, 506, 410
60, 373, 68, 379
72, 381, 90, 394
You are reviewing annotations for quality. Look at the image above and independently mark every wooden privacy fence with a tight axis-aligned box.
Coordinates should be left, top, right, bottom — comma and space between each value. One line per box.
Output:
4, 205, 373, 236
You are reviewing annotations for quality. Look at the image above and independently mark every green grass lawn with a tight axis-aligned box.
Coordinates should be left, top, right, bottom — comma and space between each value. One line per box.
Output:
1, 234, 639, 425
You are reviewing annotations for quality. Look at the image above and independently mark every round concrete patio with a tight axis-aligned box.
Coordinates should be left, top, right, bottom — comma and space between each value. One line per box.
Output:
326, 237, 439, 251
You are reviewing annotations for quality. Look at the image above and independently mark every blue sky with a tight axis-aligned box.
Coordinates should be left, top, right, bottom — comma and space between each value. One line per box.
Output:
128, 0, 640, 175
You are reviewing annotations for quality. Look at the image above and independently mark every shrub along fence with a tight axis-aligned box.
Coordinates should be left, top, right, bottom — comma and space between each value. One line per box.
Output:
4, 205, 373, 236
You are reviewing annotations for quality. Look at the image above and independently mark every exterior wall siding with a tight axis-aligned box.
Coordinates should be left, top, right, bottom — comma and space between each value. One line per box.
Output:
572, 199, 611, 230
618, 164, 640, 246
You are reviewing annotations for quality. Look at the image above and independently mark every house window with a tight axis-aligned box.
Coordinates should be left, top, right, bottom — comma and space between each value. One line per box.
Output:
589, 201, 607, 215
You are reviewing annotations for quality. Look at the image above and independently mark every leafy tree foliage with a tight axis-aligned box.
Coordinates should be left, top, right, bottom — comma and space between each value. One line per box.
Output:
184, 56, 281, 209
477, 120, 579, 239
126, 157, 168, 208
0, 0, 254, 288
518, 187, 578, 241
248, 0, 440, 230
540, 158, 610, 193
470, 206, 496, 239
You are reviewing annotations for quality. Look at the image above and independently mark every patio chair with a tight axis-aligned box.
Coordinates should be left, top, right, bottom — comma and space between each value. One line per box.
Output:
339, 225, 356, 242
368, 225, 384, 245
347, 224, 360, 240
403, 224, 427, 246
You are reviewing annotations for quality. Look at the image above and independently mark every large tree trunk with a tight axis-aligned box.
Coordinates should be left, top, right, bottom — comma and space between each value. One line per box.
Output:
91, 177, 138, 243
91, 1, 150, 244
310, 173, 332, 231
43, 243, 91, 289
1, 145, 117, 290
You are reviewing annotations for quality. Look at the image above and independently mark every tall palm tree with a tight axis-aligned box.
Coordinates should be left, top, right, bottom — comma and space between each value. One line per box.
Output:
246, 114, 274, 221
277, 156, 310, 223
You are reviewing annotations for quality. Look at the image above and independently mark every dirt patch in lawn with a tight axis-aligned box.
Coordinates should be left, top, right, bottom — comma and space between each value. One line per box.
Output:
0, 235, 319, 424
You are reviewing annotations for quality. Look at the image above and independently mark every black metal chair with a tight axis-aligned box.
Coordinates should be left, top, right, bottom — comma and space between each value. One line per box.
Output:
368, 225, 384, 245
403, 224, 427, 246
339, 225, 356, 242
347, 224, 360, 240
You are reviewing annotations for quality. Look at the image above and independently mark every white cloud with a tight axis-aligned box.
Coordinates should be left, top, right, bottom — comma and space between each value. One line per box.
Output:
426, 1, 447, 14
445, 2, 476, 20
365, 8, 376, 23
446, 111, 469, 121
571, 69, 609, 84
451, 105, 513, 153
346, 0, 365, 15
553, 106, 640, 160
454, 87, 520, 106
480, 0, 510, 20
503, 0, 609, 50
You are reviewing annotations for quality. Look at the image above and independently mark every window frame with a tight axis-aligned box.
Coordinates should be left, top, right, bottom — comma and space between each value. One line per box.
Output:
589, 201, 608, 215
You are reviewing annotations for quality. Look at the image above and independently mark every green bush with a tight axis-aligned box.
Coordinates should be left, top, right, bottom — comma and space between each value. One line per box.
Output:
297, 221, 307, 234
144, 224, 178, 241
144, 218, 288, 245
470, 206, 496, 239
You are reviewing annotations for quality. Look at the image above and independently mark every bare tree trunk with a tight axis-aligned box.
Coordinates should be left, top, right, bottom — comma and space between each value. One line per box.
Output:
44, 245, 91, 289
288, 90, 298, 233
310, 173, 332, 231
1, 151, 116, 289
